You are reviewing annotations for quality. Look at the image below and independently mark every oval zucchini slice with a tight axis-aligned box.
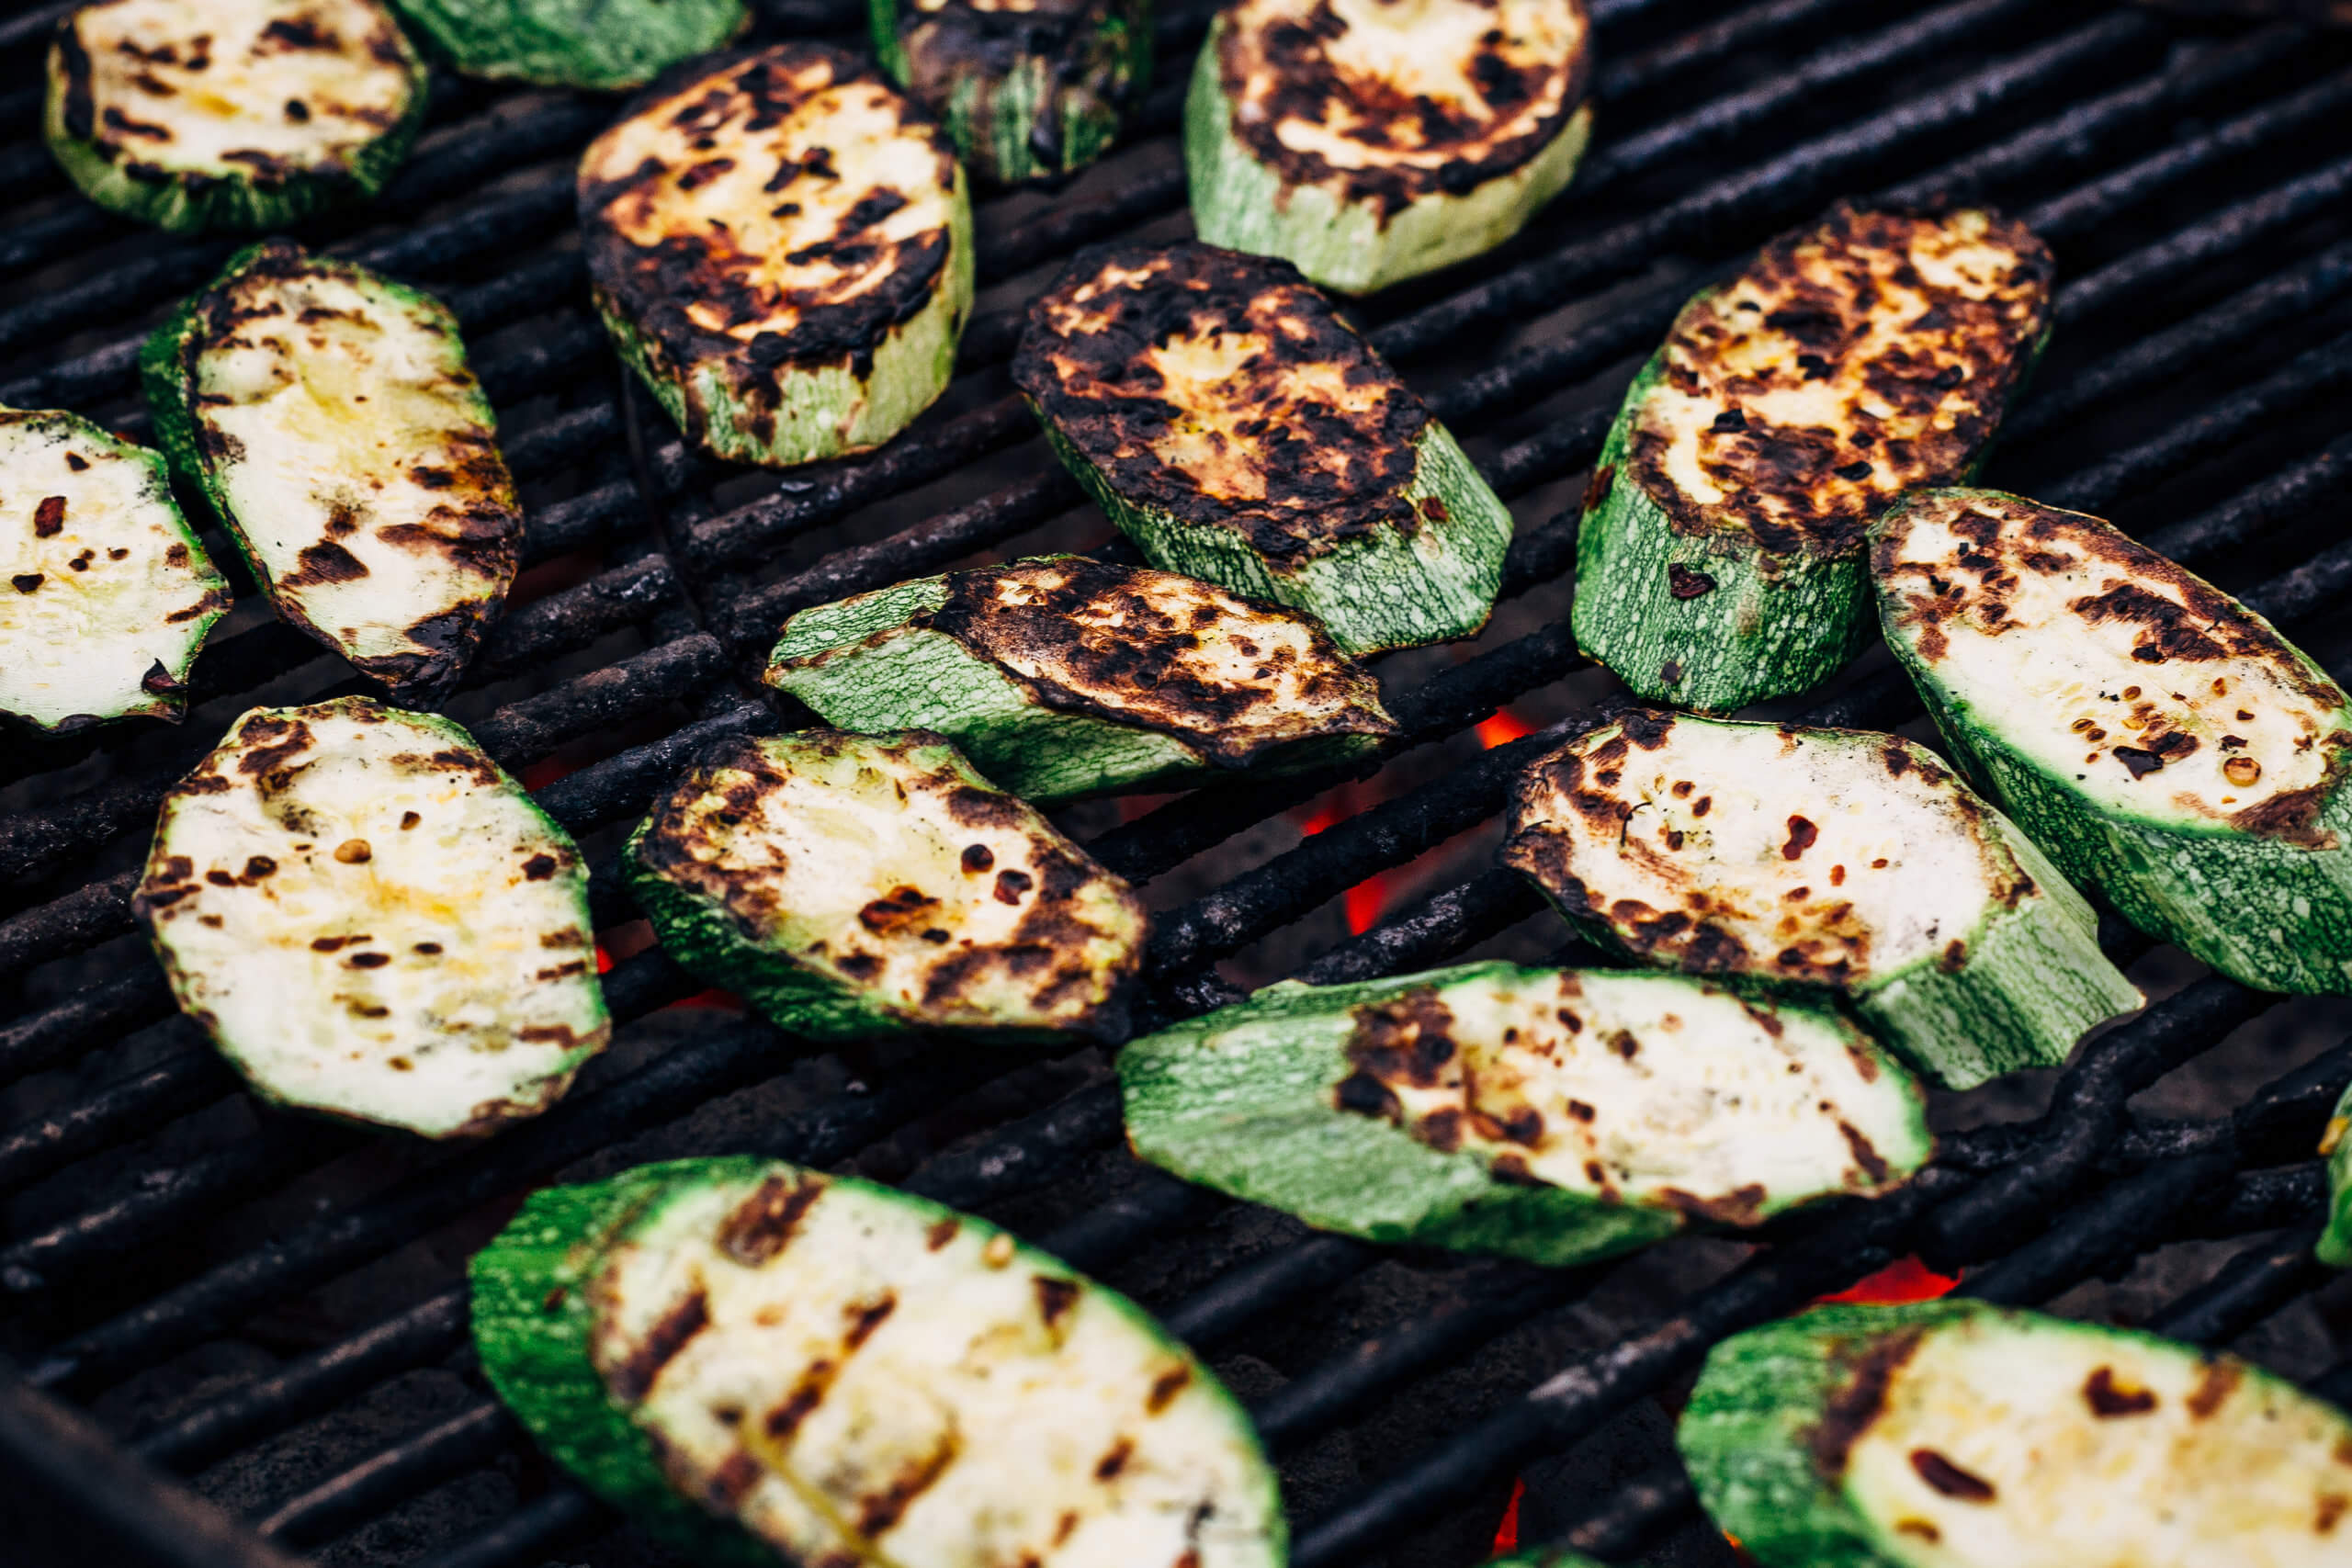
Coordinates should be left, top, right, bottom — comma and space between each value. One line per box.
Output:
1679, 1299, 2352, 1568
764, 554, 1398, 801
1185, 0, 1593, 295
132, 697, 610, 1139
1872, 488, 2352, 995
46, 0, 427, 234
1120, 961, 1929, 1268
389, 0, 747, 90
1014, 241, 1513, 655
1502, 713, 2143, 1089
1573, 203, 2054, 714
0, 409, 230, 732
579, 44, 975, 469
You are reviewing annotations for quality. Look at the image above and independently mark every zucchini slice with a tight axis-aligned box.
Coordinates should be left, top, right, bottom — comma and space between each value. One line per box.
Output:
625, 729, 1148, 1043
1184, 0, 1593, 296
132, 697, 609, 1139
1119, 961, 1929, 1268
1872, 488, 2352, 995
143, 241, 525, 705
1573, 204, 2054, 714
579, 44, 976, 468
871, 0, 1151, 186
1679, 1299, 2352, 1568
1501, 713, 2142, 1090
46, 0, 427, 235
389, 0, 747, 90
1014, 241, 1513, 655
2324, 1093, 2352, 1267
0, 409, 230, 733
763, 554, 1399, 802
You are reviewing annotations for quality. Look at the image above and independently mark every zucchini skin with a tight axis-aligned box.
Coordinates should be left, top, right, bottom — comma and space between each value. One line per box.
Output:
390, 0, 749, 89
2324, 1092, 2352, 1267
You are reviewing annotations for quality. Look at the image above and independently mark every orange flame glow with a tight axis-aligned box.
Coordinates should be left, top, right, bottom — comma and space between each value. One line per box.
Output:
1814, 1256, 1962, 1306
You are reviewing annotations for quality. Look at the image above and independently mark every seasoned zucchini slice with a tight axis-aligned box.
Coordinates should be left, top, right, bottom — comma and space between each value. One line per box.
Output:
1120, 961, 1928, 1268
1574, 204, 2054, 713
132, 697, 609, 1139
1014, 242, 1513, 654
0, 409, 230, 732
1502, 713, 2142, 1089
764, 554, 1398, 801
625, 729, 1147, 1043
1873, 488, 2352, 995
872, 0, 1151, 186
1185, 0, 1593, 295
579, 44, 975, 468
389, 0, 747, 90
143, 242, 525, 704
46, 0, 427, 234
1679, 1299, 2352, 1568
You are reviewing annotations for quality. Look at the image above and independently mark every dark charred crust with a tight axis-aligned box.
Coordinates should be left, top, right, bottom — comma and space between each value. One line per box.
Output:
1033, 1274, 1081, 1329
1910, 1448, 1996, 1502
1809, 1328, 1926, 1478
856, 1434, 956, 1536
895, 0, 1148, 182
2084, 1366, 2158, 1417
842, 1290, 898, 1348
715, 1172, 827, 1265
764, 1359, 838, 1444
1838, 1121, 1889, 1184
1147, 1364, 1192, 1413
605, 1288, 710, 1402
1657, 1183, 1768, 1226
2188, 1357, 2242, 1420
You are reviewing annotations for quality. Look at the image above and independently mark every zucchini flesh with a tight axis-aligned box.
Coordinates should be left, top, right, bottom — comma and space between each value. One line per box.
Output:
765, 554, 1398, 801
1014, 241, 1512, 654
579, 44, 976, 468
1120, 961, 1929, 1268
46, 0, 426, 234
1679, 1299, 2352, 1568
1573, 204, 2054, 713
1872, 488, 2352, 994
390, 0, 747, 89
1502, 713, 2141, 1089
0, 409, 230, 732
132, 697, 609, 1139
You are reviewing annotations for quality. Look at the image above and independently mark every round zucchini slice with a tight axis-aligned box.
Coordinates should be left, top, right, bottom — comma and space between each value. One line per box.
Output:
389, 0, 748, 90
45, 0, 427, 235
579, 43, 975, 468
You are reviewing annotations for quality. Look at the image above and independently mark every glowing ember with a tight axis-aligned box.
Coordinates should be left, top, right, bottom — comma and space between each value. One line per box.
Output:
1490, 1476, 1525, 1554
1815, 1255, 1962, 1305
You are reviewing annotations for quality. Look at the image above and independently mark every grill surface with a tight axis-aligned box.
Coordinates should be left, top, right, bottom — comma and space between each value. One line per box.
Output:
2, 0, 2351, 1563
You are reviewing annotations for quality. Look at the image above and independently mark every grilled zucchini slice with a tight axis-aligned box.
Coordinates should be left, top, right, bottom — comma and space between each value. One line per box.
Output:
1872, 488, 2352, 995
1014, 242, 1513, 654
46, 0, 427, 234
1679, 1299, 2352, 1568
1185, 0, 1593, 295
389, 0, 747, 89
579, 44, 975, 469
872, 0, 1151, 186
0, 409, 230, 733
143, 242, 525, 704
626, 729, 1147, 1043
132, 697, 609, 1139
1574, 204, 2054, 713
1120, 961, 1928, 1268
1502, 713, 2142, 1089
764, 554, 1398, 801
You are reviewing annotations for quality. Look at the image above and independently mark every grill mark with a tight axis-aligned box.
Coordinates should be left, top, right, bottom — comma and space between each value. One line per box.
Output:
1909, 1448, 1996, 1502
763, 1359, 838, 1444
2188, 1358, 2242, 1419
856, 1433, 958, 1538
606, 1288, 710, 1402
715, 1173, 827, 1266
2084, 1366, 2157, 1417
1810, 1329, 1925, 1477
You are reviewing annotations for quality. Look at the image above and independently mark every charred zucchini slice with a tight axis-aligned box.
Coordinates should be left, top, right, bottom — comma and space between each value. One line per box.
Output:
1120, 961, 1928, 1268
132, 697, 609, 1140
1502, 713, 2142, 1089
764, 554, 1398, 801
1185, 0, 1593, 295
0, 409, 230, 732
390, 0, 747, 89
579, 44, 975, 468
1872, 488, 2352, 995
1574, 204, 2054, 713
142, 241, 525, 704
626, 729, 1147, 1043
46, 0, 426, 234
1679, 1299, 2352, 1568
1014, 242, 1513, 654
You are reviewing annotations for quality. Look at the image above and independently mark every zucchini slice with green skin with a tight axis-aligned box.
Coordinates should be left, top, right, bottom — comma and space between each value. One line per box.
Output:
1014, 241, 1513, 655
2324, 1094, 2352, 1267
1501, 712, 2142, 1089
579, 44, 976, 469
1573, 204, 2054, 713
0, 409, 230, 733
132, 697, 609, 1139
143, 241, 525, 704
1872, 488, 2352, 995
871, 0, 1151, 186
1679, 1299, 2352, 1568
625, 729, 1148, 1043
1120, 961, 1929, 1268
764, 554, 1399, 802
1185, 0, 1593, 296
389, 0, 747, 90
46, 0, 427, 235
